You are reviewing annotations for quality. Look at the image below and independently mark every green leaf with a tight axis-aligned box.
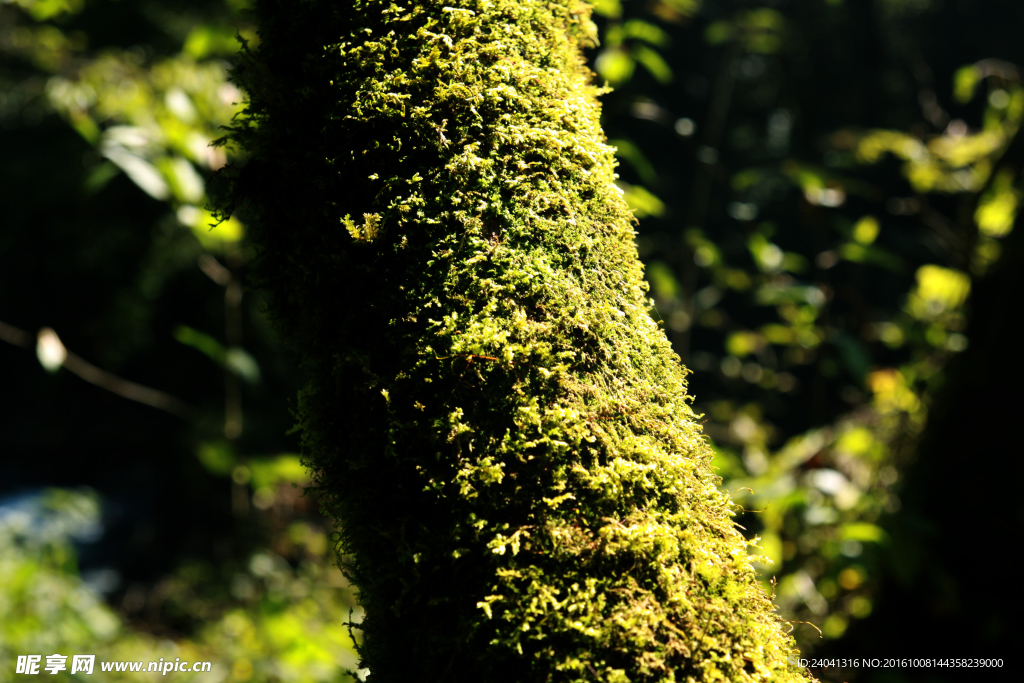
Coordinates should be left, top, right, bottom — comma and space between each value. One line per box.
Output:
632, 44, 673, 84
645, 261, 681, 301
610, 137, 658, 185
226, 347, 261, 385
184, 25, 245, 60
840, 523, 888, 544
197, 441, 237, 476
174, 325, 261, 384
591, 0, 622, 19
249, 455, 311, 489
12, 0, 84, 21
174, 324, 227, 364
953, 64, 982, 104
594, 48, 634, 86
620, 183, 665, 218
623, 19, 671, 48
705, 21, 733, 45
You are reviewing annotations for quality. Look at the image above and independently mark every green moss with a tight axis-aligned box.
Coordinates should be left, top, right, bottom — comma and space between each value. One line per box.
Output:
220, 0, 815, 680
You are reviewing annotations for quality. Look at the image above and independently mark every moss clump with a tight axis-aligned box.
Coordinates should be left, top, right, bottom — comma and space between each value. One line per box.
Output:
221, 0, 815, 681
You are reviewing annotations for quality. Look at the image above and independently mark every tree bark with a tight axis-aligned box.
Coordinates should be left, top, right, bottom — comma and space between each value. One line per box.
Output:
220, 1, 814, 681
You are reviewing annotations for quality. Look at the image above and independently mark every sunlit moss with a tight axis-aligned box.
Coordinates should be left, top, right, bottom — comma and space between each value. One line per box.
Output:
220, 0, 813, 681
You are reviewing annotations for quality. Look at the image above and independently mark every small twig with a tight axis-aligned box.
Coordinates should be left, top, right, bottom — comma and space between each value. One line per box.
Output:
783, 619, 823, 638
198, 254, 232, 286
0, 320, 32, 347
695, 607, 714, 647
62, 351, 192, 417
1, 321, 192, 418
434, 353, 501, 363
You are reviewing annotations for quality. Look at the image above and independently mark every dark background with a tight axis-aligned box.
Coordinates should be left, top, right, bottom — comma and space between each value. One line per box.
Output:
1, 0, 1020, 680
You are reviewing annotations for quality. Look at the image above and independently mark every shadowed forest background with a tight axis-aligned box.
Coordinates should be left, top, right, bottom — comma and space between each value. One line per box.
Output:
0, 0, 1019, 681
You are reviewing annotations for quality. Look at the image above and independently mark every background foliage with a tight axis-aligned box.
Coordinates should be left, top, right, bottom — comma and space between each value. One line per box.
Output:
0, 0, 1018, 681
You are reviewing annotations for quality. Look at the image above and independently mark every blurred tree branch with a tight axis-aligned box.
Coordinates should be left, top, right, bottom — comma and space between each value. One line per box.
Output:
0, 320, 192, 417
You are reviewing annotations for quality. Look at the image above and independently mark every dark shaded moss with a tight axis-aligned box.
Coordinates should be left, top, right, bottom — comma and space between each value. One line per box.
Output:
219, 1, 815, 681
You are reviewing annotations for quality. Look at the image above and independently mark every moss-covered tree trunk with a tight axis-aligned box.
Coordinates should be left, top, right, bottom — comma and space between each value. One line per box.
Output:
222, 1, 813, 681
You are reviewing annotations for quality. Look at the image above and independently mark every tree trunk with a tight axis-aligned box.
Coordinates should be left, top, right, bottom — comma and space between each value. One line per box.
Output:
220, 1, 813, 681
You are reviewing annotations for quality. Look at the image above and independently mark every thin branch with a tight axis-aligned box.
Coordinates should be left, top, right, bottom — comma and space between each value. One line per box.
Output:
0, 320, 192, 418
62, 351, 192, 418
223, 248, 244, 439
199, 253, 232, 286
0, 320, 32, 347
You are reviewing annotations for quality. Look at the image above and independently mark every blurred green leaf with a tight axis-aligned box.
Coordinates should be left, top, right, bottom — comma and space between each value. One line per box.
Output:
249, 455, 310, 489
197, 441, 237, 476
174, 325, 261, 384
656, 0, 701, 18
83, 161, 121, 195
632, 44, 673, 84
610, 137, 658, 185
225, 348, 261, 385
838, 243, 906, 272
174, 324, 227, 365
594, 48, 634, 85
591, 0, 622, 19
975, 168, 1018, 237
954, 64, 982, 104
852, 215, 880, 245
184, 25, 245, 60
623, 19, 671, 48
840, 523, 889, 544
907, 265, 971, 318
726, 331, 761, 357
704, 21, 733, 45
741, 9, 785, 54
645, 261, 680, 301
619, 182, 665, 218
10, 0, 83, 21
